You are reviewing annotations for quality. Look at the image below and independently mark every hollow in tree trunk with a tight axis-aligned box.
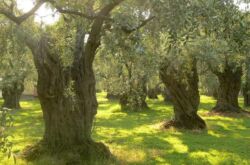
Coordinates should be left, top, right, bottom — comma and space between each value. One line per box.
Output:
160, 59, 206, 130
212, 65, 242, 113
2, 79, 24, 109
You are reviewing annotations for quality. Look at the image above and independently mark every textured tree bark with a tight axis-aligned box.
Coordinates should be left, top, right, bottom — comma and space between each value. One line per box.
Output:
24, 27, 110, 159
212, 65, 242, 113
2, 0, 124, 161
160, 59, 206, 130
2, 79, 24, 109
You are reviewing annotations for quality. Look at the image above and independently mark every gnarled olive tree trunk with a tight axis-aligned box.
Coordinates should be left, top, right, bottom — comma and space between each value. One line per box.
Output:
18, 3, 123, 159
2, 78, 24, 109
212, 65, 242, 113
160, 59, 206, 130
26, 33, 109, 159
2, 0, 124, 161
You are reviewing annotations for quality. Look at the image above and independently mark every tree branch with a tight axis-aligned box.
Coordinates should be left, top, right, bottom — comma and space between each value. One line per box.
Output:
47, 0, 96, 19
85, 0, 125, 63
0, 0, 46, 24
121, 16, 155, 34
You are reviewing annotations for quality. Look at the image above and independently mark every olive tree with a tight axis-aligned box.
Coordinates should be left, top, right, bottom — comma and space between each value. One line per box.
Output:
0, 22, 31, 109
150, 0, 206, 129
197, 0, 249, 113
0, 0, 154, 161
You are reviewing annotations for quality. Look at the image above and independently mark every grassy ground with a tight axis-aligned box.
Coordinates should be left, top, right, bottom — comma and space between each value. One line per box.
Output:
0, 93, 250, 165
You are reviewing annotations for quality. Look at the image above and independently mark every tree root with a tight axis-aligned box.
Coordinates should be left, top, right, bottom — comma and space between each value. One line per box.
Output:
20, 140, 112, 164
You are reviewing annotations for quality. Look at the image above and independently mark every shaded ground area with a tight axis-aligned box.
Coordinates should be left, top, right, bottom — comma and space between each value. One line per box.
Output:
0, 94, 250, 165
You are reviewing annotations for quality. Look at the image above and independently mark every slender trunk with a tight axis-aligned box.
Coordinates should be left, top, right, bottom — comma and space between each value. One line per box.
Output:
243, 63, 250, 107
2, 78, 24, 109
213, 65, 242, 113
160, 59, 206, 130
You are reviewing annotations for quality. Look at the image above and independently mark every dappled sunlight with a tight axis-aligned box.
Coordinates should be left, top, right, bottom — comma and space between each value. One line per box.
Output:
207, 130, 223, 138
164, 137, 189, 154
111, 147, 146, 164
1, 94, 250, 164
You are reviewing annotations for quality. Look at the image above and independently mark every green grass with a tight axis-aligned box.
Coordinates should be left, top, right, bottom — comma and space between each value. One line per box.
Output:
0, 93, 250, 165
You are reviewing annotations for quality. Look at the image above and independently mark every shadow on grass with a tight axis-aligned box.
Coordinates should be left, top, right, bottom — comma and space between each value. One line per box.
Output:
1, 95, 250, 165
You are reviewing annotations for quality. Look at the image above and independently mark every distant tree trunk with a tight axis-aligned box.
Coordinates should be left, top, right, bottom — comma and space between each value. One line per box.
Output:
212, 65, 242, 113
243, 86, 250, 107
147, 88, 158, 99
148, 84, 161, 99
106, 92, 120, 100
212, 87, 218, 99
243, 62, 250, 107
160, 59, 206, 130
119, 76, 148, 111
2, 79, 24, 109
162, 88, 173, 103
119, 62, 148, 111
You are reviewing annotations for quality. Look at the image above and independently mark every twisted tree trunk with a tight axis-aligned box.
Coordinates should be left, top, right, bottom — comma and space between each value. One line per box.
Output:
2, 78, 24, 109
1, 0, 124, 162
19, 3, 123, 159
160, 59, 206, 130
212, 65, 242, 113
26, 33, 110, 159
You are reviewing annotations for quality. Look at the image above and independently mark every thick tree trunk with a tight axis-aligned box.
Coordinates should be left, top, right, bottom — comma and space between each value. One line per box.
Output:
212, 66, 242, 113
24, 29, 110, 160
160, 59, 206, 130
10, 1, 123, 161
2, 79, 24, 109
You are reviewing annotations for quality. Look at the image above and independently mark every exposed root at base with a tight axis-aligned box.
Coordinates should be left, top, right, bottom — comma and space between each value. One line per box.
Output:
160, 119, 206, 131
20, 141, 112, 164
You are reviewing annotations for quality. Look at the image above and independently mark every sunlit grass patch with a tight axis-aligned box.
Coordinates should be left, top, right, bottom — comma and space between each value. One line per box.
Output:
0, 94, 250, 165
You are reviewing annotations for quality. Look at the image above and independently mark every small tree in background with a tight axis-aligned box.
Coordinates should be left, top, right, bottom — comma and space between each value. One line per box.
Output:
197, 1, 249, 113
0, 23, 31, 109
